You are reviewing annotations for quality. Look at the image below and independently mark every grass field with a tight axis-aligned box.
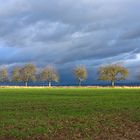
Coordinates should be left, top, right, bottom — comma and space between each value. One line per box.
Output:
0, 88, 140, 140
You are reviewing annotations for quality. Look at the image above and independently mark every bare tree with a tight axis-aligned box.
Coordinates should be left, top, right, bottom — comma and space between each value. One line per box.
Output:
40, 66, 59, 87
98, 64, 129, 86
74, 65, 87, 86
20, 64, 36, 86
11, 67, 21, 83
0, 67, 9, 82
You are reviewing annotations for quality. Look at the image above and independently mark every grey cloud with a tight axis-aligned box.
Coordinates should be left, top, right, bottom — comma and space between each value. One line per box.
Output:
121, 29, 140, 40
0, 0, 140, 81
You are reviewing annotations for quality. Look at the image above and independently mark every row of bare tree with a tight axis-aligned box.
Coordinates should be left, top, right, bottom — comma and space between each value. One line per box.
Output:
73, 64, 129, 86
0, 64, 129, 86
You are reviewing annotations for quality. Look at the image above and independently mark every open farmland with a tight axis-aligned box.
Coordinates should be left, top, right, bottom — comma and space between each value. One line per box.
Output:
0, 88, 140, 140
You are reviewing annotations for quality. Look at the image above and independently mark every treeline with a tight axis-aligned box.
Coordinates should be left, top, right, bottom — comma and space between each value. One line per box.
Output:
0, 63, 129, 86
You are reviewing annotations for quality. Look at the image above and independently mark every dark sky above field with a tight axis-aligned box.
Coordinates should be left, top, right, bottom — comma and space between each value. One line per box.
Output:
0, 0, 140, 83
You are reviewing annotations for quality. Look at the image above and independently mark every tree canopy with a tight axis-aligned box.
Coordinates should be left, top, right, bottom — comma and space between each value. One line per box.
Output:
98, 64, 129, 86
74, 65, 87, 86
0, 68, 8, 82
40, 66, 59, 87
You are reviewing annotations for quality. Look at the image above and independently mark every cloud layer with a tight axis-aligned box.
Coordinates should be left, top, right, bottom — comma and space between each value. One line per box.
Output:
0, 0, 140, 82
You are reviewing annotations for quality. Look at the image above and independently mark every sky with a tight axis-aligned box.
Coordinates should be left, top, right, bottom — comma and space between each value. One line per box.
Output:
0, 0, 140, 84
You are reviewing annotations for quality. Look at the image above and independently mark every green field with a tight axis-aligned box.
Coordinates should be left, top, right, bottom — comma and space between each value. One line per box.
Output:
0, 88, 140, 140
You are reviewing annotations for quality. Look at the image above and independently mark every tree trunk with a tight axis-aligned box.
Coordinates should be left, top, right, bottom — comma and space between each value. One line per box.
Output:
111, 81, 115, 87
79, 80, 82, 86
42, 82, 45, 87
25, 82, 28, 87
48, 81, 51, 87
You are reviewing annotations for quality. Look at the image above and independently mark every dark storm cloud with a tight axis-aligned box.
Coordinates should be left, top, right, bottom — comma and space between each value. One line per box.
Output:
121, 28, 140, 40
0, 0, 140, 80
